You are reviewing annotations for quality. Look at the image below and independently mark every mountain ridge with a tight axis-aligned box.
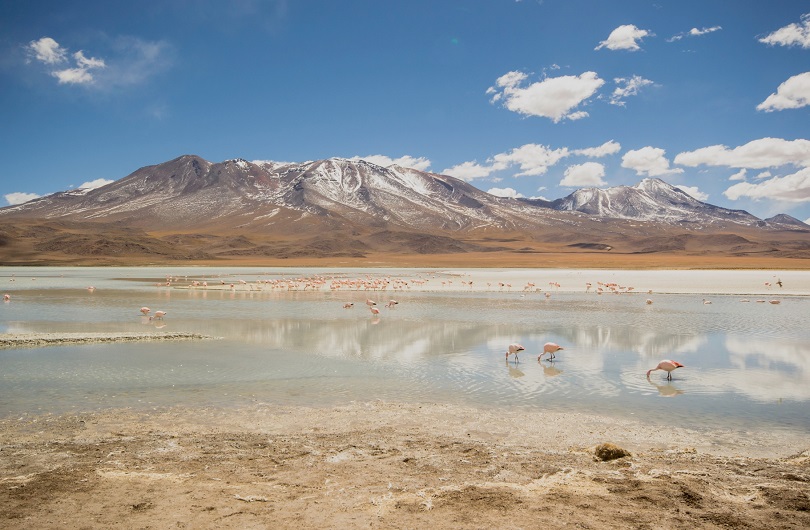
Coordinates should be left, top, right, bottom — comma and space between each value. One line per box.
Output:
1, 154, 808, 264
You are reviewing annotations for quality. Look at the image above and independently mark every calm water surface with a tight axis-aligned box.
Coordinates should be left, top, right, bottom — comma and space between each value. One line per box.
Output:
1, 267, 808, 434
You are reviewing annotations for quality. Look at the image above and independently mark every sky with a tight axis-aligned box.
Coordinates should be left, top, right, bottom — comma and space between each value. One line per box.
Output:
1, 1, 809, 223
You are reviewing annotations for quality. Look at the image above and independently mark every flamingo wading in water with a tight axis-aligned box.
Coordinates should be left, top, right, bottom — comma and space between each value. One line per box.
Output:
538, 342, 564, 361
647, 360, 684, 380
506, 343, 525, 362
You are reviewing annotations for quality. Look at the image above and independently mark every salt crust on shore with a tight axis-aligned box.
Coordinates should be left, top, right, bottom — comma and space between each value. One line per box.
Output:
0, 332, 217, 349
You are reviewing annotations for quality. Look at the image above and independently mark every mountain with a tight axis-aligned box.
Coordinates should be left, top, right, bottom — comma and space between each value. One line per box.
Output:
1, 155, 808, 264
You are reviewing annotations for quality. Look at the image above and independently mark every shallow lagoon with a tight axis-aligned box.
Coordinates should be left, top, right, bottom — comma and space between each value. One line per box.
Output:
1, 267, 808, 436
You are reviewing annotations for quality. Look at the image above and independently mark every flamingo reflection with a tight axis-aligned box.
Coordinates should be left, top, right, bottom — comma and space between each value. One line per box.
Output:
646, 375, 684, 397
505, 360, 525, 379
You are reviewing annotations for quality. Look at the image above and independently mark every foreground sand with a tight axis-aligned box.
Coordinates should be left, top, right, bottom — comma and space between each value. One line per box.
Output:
1, 401, 808, 529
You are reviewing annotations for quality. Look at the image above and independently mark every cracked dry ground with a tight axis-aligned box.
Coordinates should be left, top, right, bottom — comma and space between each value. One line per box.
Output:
1, 417, 809, 529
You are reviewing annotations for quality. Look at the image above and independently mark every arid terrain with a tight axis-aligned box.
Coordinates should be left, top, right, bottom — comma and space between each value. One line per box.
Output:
2, 401, 809, 529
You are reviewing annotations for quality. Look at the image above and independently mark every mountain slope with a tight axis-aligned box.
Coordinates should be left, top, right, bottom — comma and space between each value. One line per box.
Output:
1, 155, 808, 263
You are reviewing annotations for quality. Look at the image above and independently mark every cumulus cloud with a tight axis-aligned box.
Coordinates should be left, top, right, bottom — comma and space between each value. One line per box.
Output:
352, 154, 432, 171
621, 147, 684, 177
674, 138, 810, 169
729, 168, 747, 181
488, 70, 605, 122
595, 24, 653, 51
723, 167, 810, 202
27, 37, 67, 64
4, 192, 41, 205
675, 185, 709, 201
77, 178, 114, 190
487, 187, 524, 199
491, 144, 570, 176
28, 38, 107, 85
758, 13, 810, 48
668, 26, 722, 42
757, 72, 810, 112
572, 140, 621, 158
441, 161, 497, 181
25, 35, 170, 89
559, 162, 606, 187
609, 75, 654, 106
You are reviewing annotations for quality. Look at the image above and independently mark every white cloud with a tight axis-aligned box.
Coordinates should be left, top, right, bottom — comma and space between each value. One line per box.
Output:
674, 138, 810, 169
25, 35, 169, 89
758, 13, 810, 48
491, 143, 570, 176
757, 72, 810, 112
487, 187, 524, 199
723, 167, 810, 202
77, 178, 114, 190
488, 70, 604, 122
52, 67, 96, 85
668, 26, 722, 42
729, 168, 747, 181
573, 140, 621, 158
609, 75, 654, 106
443, 140, 617, 181
352, 154, 432, 171
675, 185, 709, 201
595, 24, 653, 51
621, 147, 684, 177
559, 162, 606, 187
4, 192, 40, 205
27, 37, 106, 85
755, 171, 772, 180
442, 161, 496, 181
27, 37, 67, 64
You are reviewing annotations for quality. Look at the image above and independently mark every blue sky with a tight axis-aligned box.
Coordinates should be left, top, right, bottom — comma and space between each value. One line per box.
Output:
2, 1, 809, 223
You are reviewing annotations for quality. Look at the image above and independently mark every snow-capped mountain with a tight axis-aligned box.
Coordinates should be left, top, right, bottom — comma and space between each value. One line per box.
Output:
0, 155, 807, 262
545, 178, 760, 225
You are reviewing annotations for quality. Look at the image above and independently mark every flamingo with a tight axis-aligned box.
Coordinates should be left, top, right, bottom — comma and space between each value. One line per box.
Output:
140, 307, 151, 316
342, 303, 354, 309
369, 306, 380, 316
506, 343, 524, 362
647, 360, 684, 380
150, 310, 167, 320
366, 299, 377, 307
3, 293, 9, 302
386, 299, 398, 308
538, 342, 564, 360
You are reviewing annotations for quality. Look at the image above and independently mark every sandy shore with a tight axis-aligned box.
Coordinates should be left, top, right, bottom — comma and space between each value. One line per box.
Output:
1, 401, 808, 529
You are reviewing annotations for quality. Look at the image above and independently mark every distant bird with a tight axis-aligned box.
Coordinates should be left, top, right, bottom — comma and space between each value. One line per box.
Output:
506, 343, 525, 362
342, 302, 354, 309
3, 293, 9, 302
140, 307, 151, 316
87, 286, 96, 292
769, 300, 781, 305
645, 299, 653, 305
647, 360, 684, 380
386, 299, 398, 308
369, 306, 380, 316
150, 310, 167, 320
538, 342, 564, 361
702, 299, 712, 304
366, 299, 377, 307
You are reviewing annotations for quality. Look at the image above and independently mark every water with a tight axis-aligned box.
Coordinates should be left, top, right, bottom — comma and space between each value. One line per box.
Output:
1, 267, 808, 435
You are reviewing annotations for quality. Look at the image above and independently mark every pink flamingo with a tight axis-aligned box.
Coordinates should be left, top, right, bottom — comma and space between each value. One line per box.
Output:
140, 307, 151, 316
3, 293, 9, 302
647, 360, 684, 380
386, 299, 398, 308
538, 342, 564, 360
369, 306, 380, 316
343, 303, 354, 309
506, 343, 525, 362
150, 310, 167, 320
